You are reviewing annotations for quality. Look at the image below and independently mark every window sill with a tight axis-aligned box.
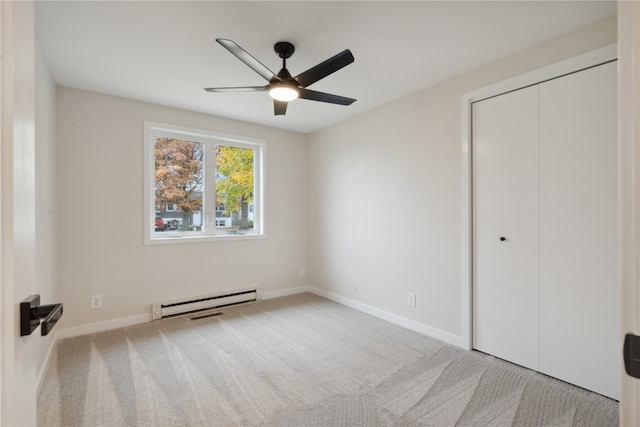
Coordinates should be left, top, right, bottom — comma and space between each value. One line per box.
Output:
145, 232, 266, 245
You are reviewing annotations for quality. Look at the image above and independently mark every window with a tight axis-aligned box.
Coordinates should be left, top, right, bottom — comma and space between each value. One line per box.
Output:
144, 121, 265, 244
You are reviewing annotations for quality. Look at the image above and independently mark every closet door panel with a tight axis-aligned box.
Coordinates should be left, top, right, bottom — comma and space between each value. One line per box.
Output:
538, 62, 618, 399
472, 86, 539, 371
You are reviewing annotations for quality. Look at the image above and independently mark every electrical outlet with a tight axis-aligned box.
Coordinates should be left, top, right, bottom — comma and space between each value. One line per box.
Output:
407, 292, 416, 307
299, 267, 305, 277
91, 295, 102, 309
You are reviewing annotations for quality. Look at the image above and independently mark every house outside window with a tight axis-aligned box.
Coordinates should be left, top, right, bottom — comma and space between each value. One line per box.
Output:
144, 121, 265, 244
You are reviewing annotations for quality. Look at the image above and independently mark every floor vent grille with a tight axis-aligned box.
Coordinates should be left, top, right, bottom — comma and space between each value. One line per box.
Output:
191, 312, 224, 321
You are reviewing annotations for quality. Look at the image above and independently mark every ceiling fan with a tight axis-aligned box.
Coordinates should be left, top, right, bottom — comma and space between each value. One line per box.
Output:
205, 39, 356, 116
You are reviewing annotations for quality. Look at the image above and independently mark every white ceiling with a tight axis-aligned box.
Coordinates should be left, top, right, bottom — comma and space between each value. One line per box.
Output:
35, 1, 616, 134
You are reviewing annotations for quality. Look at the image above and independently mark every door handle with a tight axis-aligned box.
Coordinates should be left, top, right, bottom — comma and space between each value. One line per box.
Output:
20, 295, 63, 336
624, 333, 640, 379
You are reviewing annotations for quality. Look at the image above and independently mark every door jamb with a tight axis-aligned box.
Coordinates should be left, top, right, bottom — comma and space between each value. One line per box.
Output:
617, 0, 640, 421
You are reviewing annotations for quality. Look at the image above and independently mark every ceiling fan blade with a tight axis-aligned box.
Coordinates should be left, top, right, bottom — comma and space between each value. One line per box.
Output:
216, 39, 281, 83
294, 49, 354, 88
274, 100, 288, 116
204, 86, 267, 92
298, 88, 356, 105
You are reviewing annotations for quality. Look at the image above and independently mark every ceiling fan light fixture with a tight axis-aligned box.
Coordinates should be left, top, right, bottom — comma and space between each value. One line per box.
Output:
207, 39, 356, 115
269, 85, 299, 102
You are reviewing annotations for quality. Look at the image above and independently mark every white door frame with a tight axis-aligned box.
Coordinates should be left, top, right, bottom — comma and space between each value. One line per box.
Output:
618, 0, 640, 423
460, 44, 617, 351
0, 2, 3, 422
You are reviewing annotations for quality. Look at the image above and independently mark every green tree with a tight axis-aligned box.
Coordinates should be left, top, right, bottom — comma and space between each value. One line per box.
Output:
154, 138, 203, 231
216, 146, 254, 230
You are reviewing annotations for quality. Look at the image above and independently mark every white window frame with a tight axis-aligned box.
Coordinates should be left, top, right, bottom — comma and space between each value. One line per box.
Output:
144, 121, 266, 245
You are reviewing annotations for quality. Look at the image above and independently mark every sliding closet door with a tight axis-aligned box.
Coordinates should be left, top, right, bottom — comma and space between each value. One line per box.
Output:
538, 62, 618, 399
472, 86, 540, 371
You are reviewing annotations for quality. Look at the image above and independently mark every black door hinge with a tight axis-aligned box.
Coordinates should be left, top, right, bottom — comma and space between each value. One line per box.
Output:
624, 333, 640, 379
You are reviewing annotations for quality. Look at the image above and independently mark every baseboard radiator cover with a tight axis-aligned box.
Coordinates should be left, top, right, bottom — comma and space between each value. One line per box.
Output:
152, 289, 261, 320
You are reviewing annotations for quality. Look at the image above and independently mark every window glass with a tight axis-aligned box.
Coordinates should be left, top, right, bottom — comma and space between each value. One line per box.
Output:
145, 122, 265, 244
155, 138, 204, 232
215, 146, 254, 234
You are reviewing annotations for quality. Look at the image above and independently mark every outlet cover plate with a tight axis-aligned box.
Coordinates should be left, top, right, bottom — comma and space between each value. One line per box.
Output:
91, 295, 102, 309
407, 292, 416, 307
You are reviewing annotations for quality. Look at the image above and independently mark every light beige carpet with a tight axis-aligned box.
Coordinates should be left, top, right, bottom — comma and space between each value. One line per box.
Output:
37, 293, 618, 426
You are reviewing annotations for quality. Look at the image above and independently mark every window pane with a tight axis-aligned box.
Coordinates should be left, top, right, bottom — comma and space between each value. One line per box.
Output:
154, 137, 204, 233
145, 121, 264, 244
215, 145, 254, 234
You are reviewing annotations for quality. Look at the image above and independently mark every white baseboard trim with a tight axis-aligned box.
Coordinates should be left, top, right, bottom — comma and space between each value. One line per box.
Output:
36, 331, 59, 395
54, 285, 462, 348
57, 313, 152, 340
262, 285, 313, 300
309, 287, 465, 348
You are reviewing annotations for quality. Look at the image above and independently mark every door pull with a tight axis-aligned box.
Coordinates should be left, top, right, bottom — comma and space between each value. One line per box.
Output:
623, 333, 640, 379
20, 294, 63, 336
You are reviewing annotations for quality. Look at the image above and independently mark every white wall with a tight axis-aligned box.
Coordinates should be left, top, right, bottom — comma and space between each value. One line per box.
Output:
307, 16, 617, 344
34, 42, 58, 385
57, 88, 308, 330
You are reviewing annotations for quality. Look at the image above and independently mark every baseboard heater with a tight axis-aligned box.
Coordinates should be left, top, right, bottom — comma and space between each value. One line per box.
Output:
152, 289, 261, 320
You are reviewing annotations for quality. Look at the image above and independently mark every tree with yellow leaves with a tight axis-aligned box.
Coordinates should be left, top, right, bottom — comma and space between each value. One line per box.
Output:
216, 146, 254, 230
